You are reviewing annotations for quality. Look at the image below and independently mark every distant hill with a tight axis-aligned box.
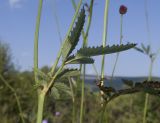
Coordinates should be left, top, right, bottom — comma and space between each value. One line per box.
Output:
83, 75, 160, 91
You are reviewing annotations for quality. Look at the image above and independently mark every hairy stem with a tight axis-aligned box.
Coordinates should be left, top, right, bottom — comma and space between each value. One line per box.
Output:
0, 74, 25, 123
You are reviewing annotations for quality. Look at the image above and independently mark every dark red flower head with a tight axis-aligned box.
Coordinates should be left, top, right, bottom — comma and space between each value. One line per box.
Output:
119, 5, 127, 15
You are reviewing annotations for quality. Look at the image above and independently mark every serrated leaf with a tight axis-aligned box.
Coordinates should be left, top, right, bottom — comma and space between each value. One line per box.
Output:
51, 87, 60, 99
122, 79, 134, 87
76, 43, 136, 57
62, 8, 85, 59
134, 47, 144, 53
55, 83, 70, 90
55, 83, 72, 96
56, 68, 80, 80
65, 55, 94, 64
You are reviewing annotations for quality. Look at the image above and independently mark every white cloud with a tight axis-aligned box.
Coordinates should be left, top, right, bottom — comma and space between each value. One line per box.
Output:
9, 0, 24, 8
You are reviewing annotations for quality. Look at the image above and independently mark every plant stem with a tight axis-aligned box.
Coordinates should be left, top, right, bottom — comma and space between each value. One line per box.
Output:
52, 0, 62, 44
80, 65, 85, 123
99, 1, 109, 122
143, 58, 153, 123
0, 74, 25, 123
100, 0, 109, 104
110, 14, 123, 83
34, 0, 43, 84
144, 0, 151, 47
71, 1, 94, 123
68, 78, 76, 123
36, 92, 46, 123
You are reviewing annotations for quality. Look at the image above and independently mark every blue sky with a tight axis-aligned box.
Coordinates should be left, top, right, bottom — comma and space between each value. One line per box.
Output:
0, 0, 160, 77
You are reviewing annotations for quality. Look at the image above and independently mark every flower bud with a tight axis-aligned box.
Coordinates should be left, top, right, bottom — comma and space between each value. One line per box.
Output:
119, 5, 127, 15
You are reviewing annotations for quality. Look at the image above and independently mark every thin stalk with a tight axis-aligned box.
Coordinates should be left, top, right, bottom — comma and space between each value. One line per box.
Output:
47, 63, 65, 92
80, 65, 85, 123
92, 64, 99, 79
143, 58, 153, 123
100, 0, 110, 104
52, 0, 62, 44
110, 15, 123, 83
34, 0, 43, 84
50, 0, 83, 74
0, 74, 25, 123
99, 1, 109, 122
143, 1, 152, 122
71, 1, 94, 123
36, 92, 46, 123
144, 0, 151, 47
68, 78, 76, 123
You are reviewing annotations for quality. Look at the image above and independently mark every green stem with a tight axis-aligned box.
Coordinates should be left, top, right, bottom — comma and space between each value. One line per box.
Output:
52, 0, 62, 44
68, 78, 76, 123
0, 74, 25, 123
99, 103, 107, 123
71, 1, 94, 123
110, 15, 123, 83
80, 65, 85, 123
144, 0, 151, 47
36, 92, 46, 123
34, 0, 43, 84
99, 1, 109, 123
143, 58, 153, 123
100, 0, 110, 103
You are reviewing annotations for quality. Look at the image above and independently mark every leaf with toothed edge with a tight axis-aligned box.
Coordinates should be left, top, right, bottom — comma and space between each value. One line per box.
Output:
62, 7, 85, 60
134, 47, 144, 53
54, 83, 72, 96
55, 68, 80, 80
75, 43, 136, 57
65, 55, 94, 64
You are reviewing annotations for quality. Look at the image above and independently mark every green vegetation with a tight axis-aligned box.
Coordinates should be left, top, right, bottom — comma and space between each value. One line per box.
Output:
1, 0, 160, 123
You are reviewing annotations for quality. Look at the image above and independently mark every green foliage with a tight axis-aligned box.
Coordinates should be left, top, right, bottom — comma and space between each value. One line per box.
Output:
62, 7, 85, 60
76, 43, 136, 57
55, 68, 80, 80
51, 87, 60, 99
54, 83, 72, 96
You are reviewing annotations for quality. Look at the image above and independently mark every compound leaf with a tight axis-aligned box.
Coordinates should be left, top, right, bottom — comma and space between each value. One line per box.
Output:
56, 68, 80, 80
65, 55, 94, 64
62, 8, 85, 59
76, 43, 136, 57
54, 83, 72, 96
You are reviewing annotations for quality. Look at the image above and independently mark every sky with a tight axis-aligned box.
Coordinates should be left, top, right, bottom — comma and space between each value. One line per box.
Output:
0, 0, 160, 77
